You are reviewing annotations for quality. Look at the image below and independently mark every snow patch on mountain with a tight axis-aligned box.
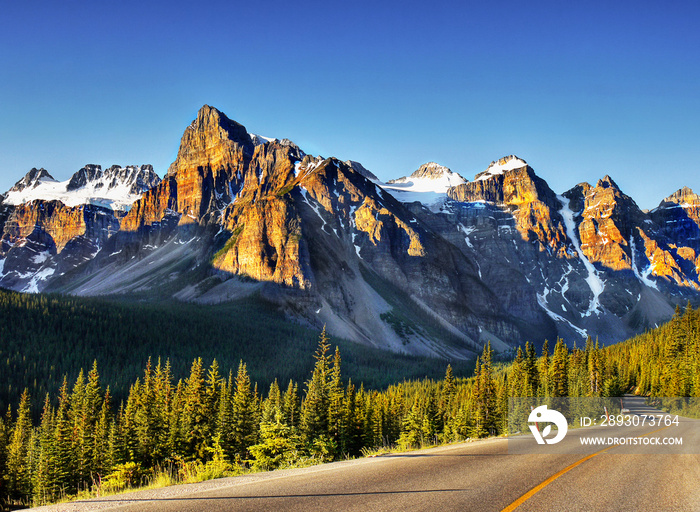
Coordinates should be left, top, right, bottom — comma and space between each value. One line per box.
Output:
458, 223, 475, 248
250, 133, 277, 146
536, 292, 588, 339
630, 235, 659, 290
22, 266, 56, 294
475, 155, 528, 181
558, 194, 605, 316
300, 187, 330, 234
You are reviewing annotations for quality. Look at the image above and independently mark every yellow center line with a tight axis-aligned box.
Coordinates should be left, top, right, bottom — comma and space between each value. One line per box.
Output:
501, 425, 670, 512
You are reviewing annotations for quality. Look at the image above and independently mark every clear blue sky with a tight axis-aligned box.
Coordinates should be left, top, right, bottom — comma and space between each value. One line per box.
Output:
1, 0, 699, 209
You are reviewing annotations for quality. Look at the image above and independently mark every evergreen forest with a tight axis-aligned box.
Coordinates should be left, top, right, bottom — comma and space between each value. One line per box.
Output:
0, 295, 698, 509
0, 290, 472, 416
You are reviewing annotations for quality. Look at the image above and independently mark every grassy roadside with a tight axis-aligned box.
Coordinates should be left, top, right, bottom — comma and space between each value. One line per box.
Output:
35, 436, 505, 510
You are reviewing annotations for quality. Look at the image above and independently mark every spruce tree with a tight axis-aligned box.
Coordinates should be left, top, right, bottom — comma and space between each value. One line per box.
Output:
0, 406, 10, 504
6, 389, 33, 503
327, 347, 344, 450
261, 380, 281, 425
53, 378, 74, 494
33, 394, 56, 505
301, 327, 331, 443
231, 361, 256, 456
182, 358, 207, 460
217, 372, 235, 459
550, 339, 569, 397
281, 381, 300, 429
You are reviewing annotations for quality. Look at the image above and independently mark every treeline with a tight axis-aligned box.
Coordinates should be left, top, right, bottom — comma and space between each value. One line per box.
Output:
1, 305, 698, 508
0, 289, 471, 416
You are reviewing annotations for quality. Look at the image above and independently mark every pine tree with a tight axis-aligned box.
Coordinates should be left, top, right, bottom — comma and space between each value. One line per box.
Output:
524, 341, 539, 394
301, 327, 331, 443
134, 359, 157, 466
470, 357, 486, 438
0, 406, 11, 504
444, 364, 456, 403
6, 389, 33, 503
181, 358, 208, 460
509, 347, 527, 398
421, 388, 440, 444
69, 368, 92, 490
205, 360, 222, 426
53, 378, 74, 495
478, 342, 497, 436
32, 394, 55, 505
217, 372, 234, 459
231, 361, 257, 456
80, 361, 102, 485
340, 380, 359, 455
539, 340, 550, 396
327, 347, 344, 450
281, 380, 300, 429
92, 388, 112, 479
550, 339, 569, 397
398, 400, 422, 448
261, 380, 282, 425
587, 340, 601, 396
108, 403, 127, 469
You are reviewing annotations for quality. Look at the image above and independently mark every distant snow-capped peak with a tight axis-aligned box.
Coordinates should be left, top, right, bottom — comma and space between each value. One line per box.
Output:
387, 162, 466, 188
381, 162, 467, 212
7, 168, 56, 193
249, 133, 277, 146
474, 155, 527, 181
3, 164, 161, 211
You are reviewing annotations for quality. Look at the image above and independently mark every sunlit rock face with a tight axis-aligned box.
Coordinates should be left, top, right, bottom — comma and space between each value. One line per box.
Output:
449, 157, 568, 256
0, 200, 119, 292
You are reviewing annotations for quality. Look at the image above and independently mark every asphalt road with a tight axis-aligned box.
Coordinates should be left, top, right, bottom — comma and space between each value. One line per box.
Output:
35, 397, 700, 512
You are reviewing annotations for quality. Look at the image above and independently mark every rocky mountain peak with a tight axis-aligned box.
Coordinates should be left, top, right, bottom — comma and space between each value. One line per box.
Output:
387, 162, 466, 186
249, 134, 306, 162
249, 133, 275, 146
167, 105, 255, 178
103, 165, 161, 195
196, 105, 253, 149
596, 175, 620, 190
8, 168, 56, 193
474, 155, 528, 181
64, 164, 161, 196
382, 162, 466, 212
412, 162, 449, 178
448, 156, 554, 207
662, 186, 700, 206
67, 165, 103, 191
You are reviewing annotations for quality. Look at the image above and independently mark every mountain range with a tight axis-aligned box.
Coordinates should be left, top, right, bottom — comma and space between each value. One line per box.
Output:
1, 105, 698, 359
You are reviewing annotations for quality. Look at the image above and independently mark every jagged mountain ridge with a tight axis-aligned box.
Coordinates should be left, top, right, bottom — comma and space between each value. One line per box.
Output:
1, 104, 699, 356
3, 164, 161, 210
0, 163, 160, 292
